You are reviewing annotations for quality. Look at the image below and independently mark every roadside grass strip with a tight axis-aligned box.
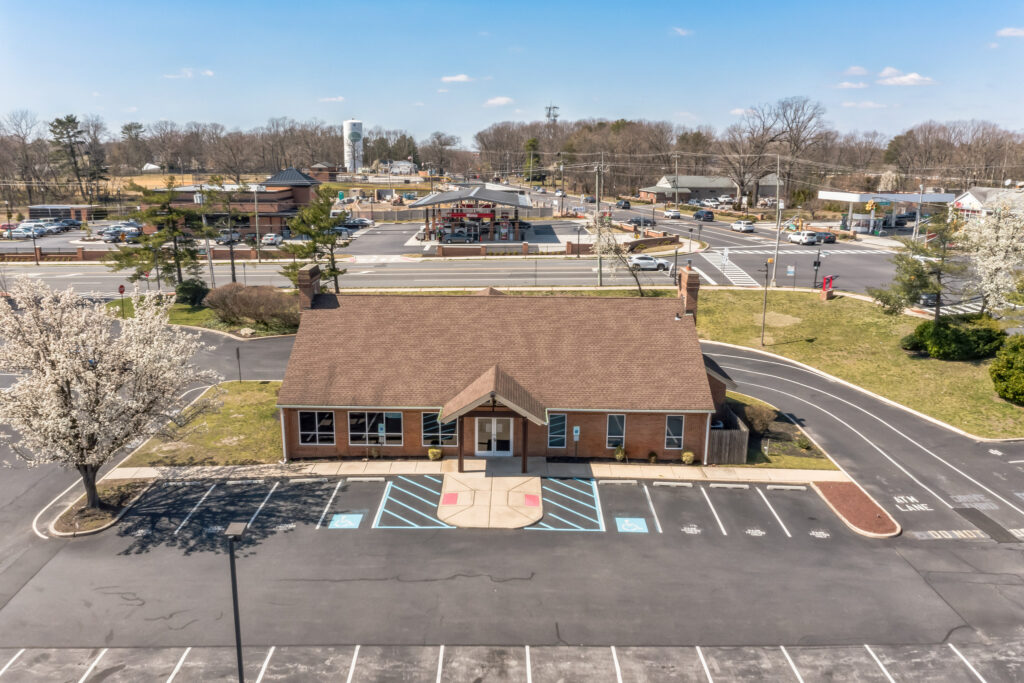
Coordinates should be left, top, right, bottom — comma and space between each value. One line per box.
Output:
372, 477, 454, 529
528, 478, 605, 532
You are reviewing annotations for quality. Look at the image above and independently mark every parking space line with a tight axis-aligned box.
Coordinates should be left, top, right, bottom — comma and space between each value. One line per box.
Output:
248, 482, 279, 528
863, 644, 895, 683
372, 482, 392, 527
543, 497, 600, 524
548, 478, 593, 497
545, 512, 586, 530
424, 475, 442, 484
435, 645, 444, 683
592, 480, 606, 532
611, 646, 623, 683
255, 646, 275, 683
525, 645, 532, 683
701, 487, 727, 536
948, 643, 987, 682
166, 647, 190, 683
387, 495, 454, 526
757, 488, 792, 538
398, 476, 442, 496
642, 484, 663, 533
316, 480, 345, 529
346, 645, 360, 683
696, 646, 713, 682
544, 481, 598, 509
779, 646, 804, 682
0, 648, 24, 677
390, 482, 444, 508
78, 648, 108, 683
174, 483, 217, 535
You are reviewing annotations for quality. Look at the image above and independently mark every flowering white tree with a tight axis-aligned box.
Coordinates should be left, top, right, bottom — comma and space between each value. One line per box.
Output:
0, 278, 222, 509
960, 210, 1024, 313
592, 221, 648, 296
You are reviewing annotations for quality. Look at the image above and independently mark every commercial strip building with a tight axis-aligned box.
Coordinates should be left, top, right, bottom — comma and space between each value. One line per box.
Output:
410, 185, 534, 241
28, 204, 105, 221
639, 174, 783, 204
952, 186, 1024, 219
277, 266, 736, 472
817, 189, 956, 233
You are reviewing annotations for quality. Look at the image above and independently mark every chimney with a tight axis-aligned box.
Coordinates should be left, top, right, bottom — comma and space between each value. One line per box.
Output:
297, 263, 321, 310
677, 262, 700, 322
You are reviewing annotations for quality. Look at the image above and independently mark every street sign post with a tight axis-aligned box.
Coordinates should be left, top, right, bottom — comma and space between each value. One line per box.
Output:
118, 284, 126, 319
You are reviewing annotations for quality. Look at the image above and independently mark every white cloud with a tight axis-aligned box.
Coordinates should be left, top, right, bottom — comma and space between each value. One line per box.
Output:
124, 106, 138, 113
674, 111, 697, 121
836, 81, 867, 89
478, 30, 490, 37
201, 69, 214, 77
484, 96, 514, 107
844, 65, 867, 76
91, 91, 100, 97
729, 107, 753, 115
514, 108, 524, 113
996, 27, 1024, 37
441, 74, 473, 82
988, 42, 999, 49
437, 88, 448, 93
876, 67, 935, 86
163, 68, 194, 79
842, 101, 887, 109
671, 27, 692, 36
414, 101, 424, 107
318, 95, 345, 102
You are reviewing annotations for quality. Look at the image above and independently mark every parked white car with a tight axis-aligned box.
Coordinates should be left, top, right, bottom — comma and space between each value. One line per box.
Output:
663, 209, 682, 219
701, 198, 717, 207
730, 220, 755, 233
261, 233, 283, 246
789, 230, 819, 245
554, 189, 565, 197
627, 254, 671, 271
717, 194, 735, 204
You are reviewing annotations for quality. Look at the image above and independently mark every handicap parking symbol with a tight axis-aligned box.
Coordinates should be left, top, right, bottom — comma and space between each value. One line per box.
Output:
328, 513, 363, 529
615, 517, 649, 533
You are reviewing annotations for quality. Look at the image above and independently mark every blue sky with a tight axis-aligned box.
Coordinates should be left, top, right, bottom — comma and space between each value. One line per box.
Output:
2, 0, 1022, 145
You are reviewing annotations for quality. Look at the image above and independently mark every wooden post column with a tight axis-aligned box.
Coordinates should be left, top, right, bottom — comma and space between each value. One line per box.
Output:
520, 419, 528, 474
458, 417, 465, 473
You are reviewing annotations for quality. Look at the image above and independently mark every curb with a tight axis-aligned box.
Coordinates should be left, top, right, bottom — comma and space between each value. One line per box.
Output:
810, 481, 902, 539
47, 481, 155, 538
171, 323, 296, 341
703, 340, 1024, 443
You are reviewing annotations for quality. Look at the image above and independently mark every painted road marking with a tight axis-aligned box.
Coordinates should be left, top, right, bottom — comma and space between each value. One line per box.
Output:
316, 480, 345, 529
989, 449, 1003, 456
681, 524, 702, 535
611, 646, 623, 683
893, 495, 933, 512
525, 645, 532, 683
435, 645, 444, 683
615, 517, 649, 533
255, 646, 275, 683
951, 493, 998, 511
345, 645, 360, 683
529, 479, 605, 532
745, 528, 766, 537
1008, 460, 1024, 464
247, 481, 279, 528
780, 645, 804, 683
863, 644, 896, 683
0, 649, 25, 677
78, 648, 108, 683
696, 646, 714, 682
810, 529, 831, 539
174, 483, 216, 535
948, 643, 987, 682
642, 484, 663, 533
909, 529, 987, 540
756, 488, 792, 538
701, 486, 727, 536
373, 478, 453, 529
166, 647, 190, 683
329, 513, 364, 529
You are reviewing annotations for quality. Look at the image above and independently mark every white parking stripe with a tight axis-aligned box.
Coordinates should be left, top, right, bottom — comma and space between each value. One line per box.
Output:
610, 646, 623, 683
525, 645, 532, 683
166, 647, 191, 682
435, 645, 444, 683
78, 648, 107, 683
948, 643, 987, 682
642, 484, 663, 533
346, 645, 360, 683
248, 481, 279, 528
317, 480, 345, 529
174, 484, 217, 535
0, 649, 25, 677
696, 646, 714, 682
863, 644, 895, 683
691, 266, 719, 285
701, 487, 727, 535
757, 489, 792, 538
780, 646, 804, 682
255, 646, 275, 683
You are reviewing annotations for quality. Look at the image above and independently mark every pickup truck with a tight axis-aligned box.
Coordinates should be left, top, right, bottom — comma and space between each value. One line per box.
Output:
215, 229, 241, 244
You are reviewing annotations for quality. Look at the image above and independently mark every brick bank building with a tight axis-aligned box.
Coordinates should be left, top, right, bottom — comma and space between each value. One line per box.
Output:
276, 267, 735, 471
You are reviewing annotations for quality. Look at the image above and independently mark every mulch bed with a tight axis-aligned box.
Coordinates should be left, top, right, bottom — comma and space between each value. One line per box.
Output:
53, 480, 151, 534
815, 481, 900, 536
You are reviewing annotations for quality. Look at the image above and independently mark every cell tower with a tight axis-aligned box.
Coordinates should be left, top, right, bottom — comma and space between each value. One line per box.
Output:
545, 104, 559, 124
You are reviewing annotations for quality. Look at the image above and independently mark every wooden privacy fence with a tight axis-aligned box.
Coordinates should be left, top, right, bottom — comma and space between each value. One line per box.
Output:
706, 406, 749, 465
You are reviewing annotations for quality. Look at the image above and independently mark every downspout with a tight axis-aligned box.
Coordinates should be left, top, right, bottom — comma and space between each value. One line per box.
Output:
279, 409, 288, 464
703, 413, 711, 465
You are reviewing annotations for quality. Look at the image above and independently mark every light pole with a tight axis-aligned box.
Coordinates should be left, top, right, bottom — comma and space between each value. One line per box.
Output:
688, 227, 693, 253
770, 154, 783, 286
575, 225, 582, 258
760, 258, 773, 346
253, 185, 261, 264
225, 521, 247, 683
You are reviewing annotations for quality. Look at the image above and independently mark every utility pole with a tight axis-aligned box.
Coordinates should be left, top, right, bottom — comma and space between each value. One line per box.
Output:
770, 154, 783, 286
253, 185, 261, 263
913, 181, 923, 240
596, 155, 603, 286
673, 154, 679, 208
760, 258, 773, 346
201, 213, 216, 289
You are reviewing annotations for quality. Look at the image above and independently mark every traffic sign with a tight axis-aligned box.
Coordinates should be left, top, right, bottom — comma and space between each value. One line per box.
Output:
118, 284, 125, 294
573, 426, 580, 442
786, 265, 795, 277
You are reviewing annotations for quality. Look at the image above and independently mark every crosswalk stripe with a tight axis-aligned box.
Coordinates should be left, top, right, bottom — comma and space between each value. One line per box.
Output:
723, 248, 886, 255
700, 252, 759, 286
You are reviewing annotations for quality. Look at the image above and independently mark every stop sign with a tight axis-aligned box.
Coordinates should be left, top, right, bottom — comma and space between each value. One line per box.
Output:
118, 285, 125, 294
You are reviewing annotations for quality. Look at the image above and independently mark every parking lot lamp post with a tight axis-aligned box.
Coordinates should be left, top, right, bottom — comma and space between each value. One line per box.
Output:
575, 225, 581, 258
688, 227, 693, 253
770, 154, 783, 287
253, 186, 261, 264
760, 258, 773, 346
31, 225, 38, 266
225, 522, 247, 683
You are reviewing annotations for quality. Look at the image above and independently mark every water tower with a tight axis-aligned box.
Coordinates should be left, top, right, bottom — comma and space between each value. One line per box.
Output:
343, 119, 363, 172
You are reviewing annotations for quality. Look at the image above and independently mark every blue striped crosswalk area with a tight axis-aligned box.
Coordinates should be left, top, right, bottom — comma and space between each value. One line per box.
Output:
527, 478, 605, 532
372, 475, 454, 529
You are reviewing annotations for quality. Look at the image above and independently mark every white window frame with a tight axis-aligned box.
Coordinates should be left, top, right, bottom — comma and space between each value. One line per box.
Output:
665, 415, 685, 450
606, 414, 626, 449
348, 411, 404, 446
421, 412, 458, 447
548, 413, 567, 448
298, 410, 335, 446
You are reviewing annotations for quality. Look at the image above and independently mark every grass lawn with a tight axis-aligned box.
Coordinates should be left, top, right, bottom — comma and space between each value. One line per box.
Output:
725, 391, 837, 470
698, 290, 1024, 439
53, 480, 151, 533
122, 381, 283, 467
106, 300, 297, 336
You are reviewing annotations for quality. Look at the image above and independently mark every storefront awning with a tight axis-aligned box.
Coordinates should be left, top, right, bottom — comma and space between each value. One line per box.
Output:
440, 365, 547, 425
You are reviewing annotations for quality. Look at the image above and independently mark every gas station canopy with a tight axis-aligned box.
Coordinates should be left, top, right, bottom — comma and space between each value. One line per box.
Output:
817, 190, 955, 204
410, 186, 532, 209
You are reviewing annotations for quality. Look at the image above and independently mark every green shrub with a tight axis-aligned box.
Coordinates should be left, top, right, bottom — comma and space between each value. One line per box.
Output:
613, 446, 626, 462
795, 435, 812, 450
427, 447, 443, 461
900, 332, 926, 352
912, 315, 1006, 361
744, 404, 776, 435
175, 278, 210, 306
681, 451, 695, 465
204, 283, 300, 330
648, 451, 658, 463
990, 335, 1024, 405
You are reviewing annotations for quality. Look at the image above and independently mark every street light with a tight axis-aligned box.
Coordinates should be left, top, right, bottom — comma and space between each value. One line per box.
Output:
688, 227, 693, 253
225, 521, 247, 683
760, 258, 773, 346
575, 225, 582, 258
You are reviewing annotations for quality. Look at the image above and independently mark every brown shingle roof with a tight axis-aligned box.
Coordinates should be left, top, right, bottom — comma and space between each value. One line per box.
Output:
277, 295, 715, 413
441, 365, 547, 424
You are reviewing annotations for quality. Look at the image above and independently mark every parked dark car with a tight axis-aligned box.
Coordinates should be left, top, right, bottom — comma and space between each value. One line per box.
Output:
615, 200, 631, 209
693, 210, 714, 221
58, 218, 81, 229
626, 217, 656, 227
816, 231, 836, 244
442, 230, 472, 244
583, 195, 596, 203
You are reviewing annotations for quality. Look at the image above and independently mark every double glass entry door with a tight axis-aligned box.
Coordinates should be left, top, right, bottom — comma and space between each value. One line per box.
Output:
475, 417, 513, 456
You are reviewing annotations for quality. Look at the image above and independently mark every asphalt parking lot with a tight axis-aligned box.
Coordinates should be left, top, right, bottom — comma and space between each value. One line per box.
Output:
1, 640, 1020, 681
